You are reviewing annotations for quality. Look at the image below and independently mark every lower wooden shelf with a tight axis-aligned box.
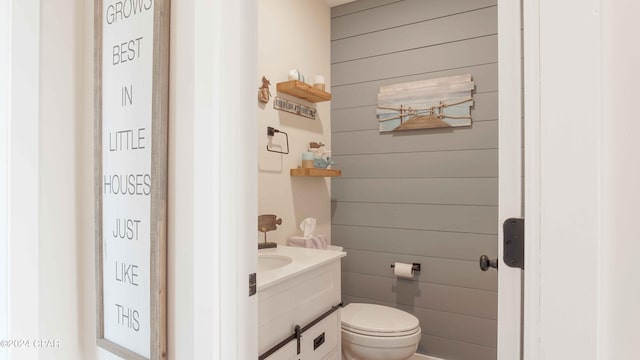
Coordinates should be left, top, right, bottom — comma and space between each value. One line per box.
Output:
290, 168, 341, 177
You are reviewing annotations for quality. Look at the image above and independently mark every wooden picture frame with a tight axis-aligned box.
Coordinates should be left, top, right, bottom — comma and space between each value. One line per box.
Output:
94, 1, 169, 359
377, 74, 475, 132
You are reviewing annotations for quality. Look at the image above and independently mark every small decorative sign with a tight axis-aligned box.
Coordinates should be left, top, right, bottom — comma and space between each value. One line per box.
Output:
377, 74, 474, 132
94, 1, 169, 359
274, 96, 317, 119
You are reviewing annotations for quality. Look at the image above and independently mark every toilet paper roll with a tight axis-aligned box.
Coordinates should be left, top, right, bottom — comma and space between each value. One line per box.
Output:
393, 262, 413, 279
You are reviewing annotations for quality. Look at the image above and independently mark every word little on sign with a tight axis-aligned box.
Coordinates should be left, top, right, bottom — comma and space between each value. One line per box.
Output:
108, 128, 146, 152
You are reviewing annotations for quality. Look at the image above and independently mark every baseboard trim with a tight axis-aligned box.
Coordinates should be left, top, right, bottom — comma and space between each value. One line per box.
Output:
411, 354, 446, 360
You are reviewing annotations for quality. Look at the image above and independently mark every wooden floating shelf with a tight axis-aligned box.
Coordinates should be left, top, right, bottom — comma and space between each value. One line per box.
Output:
277, 80, 331, 103
290, 168, 341, 177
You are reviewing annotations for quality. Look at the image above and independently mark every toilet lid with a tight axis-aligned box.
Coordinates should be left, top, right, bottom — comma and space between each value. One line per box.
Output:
341, 303, 420, 337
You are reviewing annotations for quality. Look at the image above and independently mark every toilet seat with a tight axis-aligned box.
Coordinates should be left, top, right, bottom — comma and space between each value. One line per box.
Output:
341, 303, 420, 338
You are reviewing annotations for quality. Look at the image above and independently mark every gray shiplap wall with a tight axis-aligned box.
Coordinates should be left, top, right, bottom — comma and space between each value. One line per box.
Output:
330, 1, 498, 359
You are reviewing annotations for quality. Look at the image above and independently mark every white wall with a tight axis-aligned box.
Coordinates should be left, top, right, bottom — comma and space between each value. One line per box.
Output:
258, 0, 332, 243
0, 0, 9, 359
167, 0, 195, 358
3, 1, 84, 359
600, 1, 640, 358
7, 0, 40, 359
38, 0, 83, 358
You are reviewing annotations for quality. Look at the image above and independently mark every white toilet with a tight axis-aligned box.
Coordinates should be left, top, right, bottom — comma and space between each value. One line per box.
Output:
341, 303, 421, 360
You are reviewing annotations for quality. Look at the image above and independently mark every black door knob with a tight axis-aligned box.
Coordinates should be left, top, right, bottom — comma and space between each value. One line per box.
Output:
479, 255, 498, 271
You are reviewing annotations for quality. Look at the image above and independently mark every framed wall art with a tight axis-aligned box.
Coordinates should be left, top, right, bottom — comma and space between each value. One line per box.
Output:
377, 74, 475, 132
94, 1, 170, 359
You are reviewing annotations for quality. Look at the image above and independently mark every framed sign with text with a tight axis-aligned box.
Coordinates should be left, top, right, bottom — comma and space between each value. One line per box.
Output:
94, 1, 169, 359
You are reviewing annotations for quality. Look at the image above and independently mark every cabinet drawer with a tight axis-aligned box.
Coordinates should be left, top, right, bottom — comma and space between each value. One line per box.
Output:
300, 311, 340, 360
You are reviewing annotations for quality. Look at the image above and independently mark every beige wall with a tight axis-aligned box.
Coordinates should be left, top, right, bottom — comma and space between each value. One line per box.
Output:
39, 0, 84, 359
258, 0, 332, 244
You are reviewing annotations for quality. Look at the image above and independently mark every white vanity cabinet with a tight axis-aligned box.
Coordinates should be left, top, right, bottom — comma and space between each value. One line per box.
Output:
257, 246, 346, 360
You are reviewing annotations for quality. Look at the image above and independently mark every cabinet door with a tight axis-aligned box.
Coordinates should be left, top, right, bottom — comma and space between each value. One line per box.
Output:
300, 311, 340, 360
264, 339, 297, 360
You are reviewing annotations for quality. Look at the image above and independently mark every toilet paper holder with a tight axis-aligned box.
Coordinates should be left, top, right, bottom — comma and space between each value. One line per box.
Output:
390, 263, 421, 273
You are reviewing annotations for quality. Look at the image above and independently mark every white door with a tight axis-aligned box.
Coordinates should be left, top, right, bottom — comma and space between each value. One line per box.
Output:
519, 1, 640, 359
497, 0, 524, 359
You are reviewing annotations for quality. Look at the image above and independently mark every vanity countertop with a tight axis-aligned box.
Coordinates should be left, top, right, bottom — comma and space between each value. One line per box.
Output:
257, 245, 345, 291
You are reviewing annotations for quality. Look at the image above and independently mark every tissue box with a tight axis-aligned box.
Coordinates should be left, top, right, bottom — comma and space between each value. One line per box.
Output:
287, 235, 330, 250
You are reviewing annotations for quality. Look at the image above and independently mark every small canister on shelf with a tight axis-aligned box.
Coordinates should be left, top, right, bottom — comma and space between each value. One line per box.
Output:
301, 151, 314, 168
313, 75, 325, 91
